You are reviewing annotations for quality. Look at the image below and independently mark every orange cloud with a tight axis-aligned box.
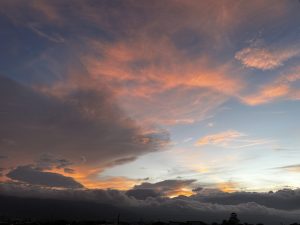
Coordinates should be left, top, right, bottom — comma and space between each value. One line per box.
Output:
196, 130, 244, 146
45, 166, 141, 190
6, 0, 288, 126
242, 84, 290, 105
218, 181, 239, 193
167, 188, 194, 198
195, 130, 272, 148
84, 177, 141, 190
241, 67, 300, 105
81, 37, 244, 125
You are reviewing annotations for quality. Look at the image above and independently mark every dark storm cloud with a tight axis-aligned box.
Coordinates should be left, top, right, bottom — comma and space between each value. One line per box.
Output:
6, 165, 83, 188
1, 183, 300, 224
0, 76, 169, 168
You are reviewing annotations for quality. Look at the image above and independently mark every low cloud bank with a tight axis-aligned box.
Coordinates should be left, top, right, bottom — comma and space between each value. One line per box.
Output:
1, 182, 300, 224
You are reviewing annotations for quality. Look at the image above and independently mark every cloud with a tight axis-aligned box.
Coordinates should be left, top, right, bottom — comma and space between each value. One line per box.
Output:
0, 168, 4, 176
0, 0, 294, 125
1, 183, 300, 224
241, 68, 300, 105
35, 153, 73, 171
195, 130, 271, 148
235, 46, 300, 70
217, 181, 240, 193
64, 168, 75, 174
241, 84, 290, 105
126, 188, 161, 200
28, 23, 65, 43
0, 76, 169, 186
6, 165, 83, 188
192, 188, 300, 211
104, 157, 138, 168
84, 176, 143, 190
4, 0, 250, 125
275, 164, 300, 173
196, 130, 243, 146
131, 179, 197, 197
82, 37, 242, 125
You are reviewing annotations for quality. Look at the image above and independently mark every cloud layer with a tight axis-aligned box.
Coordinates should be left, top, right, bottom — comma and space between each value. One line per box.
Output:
1, 182, 300, 224
0, 76, 169, 185
129, 179, 197, 198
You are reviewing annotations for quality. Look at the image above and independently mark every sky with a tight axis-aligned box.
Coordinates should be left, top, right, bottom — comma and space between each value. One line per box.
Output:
1, 0, 300, 223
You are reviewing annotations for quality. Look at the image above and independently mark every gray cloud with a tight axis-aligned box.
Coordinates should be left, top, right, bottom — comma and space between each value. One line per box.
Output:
0, 167, 4, 176
191, 188, 300, 210
126, 188, 161, 200
131, 179, 197, 197
192, 187, 203, 192
64, 168, 75, 174
1, 182, 300, 224
134, 179, 196, 190
104, 156, 138, 168
0, 76, 169, 169
6, 165, 83, 188
35, 153, 73, 171
275, 164, 300, 172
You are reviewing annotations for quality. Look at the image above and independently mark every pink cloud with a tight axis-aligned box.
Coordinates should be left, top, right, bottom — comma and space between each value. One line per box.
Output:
235, 46, 300, 70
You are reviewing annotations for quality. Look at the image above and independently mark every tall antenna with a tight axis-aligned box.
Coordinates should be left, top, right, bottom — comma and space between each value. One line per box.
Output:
117, 213, 120, 225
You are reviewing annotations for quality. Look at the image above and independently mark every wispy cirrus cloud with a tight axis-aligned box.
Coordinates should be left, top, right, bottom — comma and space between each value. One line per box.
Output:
241, 84, 290, 105
2, 0, 287, 125
275, 164, 300, 173
82, 37, 243, 125
241, 67, 300, 105
195, 130, 271, 148
28, 23, 65, 43
196, 130, 244, 146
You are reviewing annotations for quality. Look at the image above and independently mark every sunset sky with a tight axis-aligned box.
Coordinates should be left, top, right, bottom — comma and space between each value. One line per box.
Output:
1, 1, 300, 223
